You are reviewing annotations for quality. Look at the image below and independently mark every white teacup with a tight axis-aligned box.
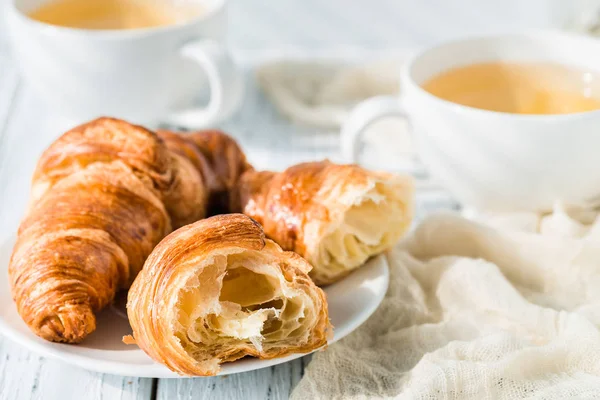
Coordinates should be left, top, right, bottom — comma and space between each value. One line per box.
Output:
5, 0, 243, 128
342, 31, 600, 212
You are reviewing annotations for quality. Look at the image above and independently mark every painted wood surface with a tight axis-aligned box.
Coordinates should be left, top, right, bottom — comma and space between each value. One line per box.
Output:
0, 0, 577, 398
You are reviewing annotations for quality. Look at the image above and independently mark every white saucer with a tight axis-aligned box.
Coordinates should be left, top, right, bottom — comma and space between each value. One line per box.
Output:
0, 236, 388, 378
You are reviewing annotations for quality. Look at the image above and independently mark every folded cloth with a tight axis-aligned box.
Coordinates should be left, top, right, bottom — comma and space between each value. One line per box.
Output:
256, 57, 401, 128
292, 209, 600, 399
474, 202, 600, 239
256, 54, 417, 172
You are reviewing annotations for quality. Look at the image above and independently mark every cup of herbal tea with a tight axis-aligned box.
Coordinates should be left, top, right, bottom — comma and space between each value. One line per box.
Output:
5, 0, 243, 128
342, 31, 600, 212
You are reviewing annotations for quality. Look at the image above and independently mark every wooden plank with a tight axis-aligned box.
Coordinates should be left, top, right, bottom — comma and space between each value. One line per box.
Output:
0, 336, 154, 400
157, 356, 311, 400
0, 336, 41, 400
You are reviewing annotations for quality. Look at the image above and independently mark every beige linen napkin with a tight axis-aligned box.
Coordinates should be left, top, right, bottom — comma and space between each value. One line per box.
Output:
256, 55, 415, 172
292, 208, 600, 399
257, 58, 401, 128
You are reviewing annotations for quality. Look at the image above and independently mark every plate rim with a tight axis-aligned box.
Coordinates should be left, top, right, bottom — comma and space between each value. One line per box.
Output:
0, 235, 389, 378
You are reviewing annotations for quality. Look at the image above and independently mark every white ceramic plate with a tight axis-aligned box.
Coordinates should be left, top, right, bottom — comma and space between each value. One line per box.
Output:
0, 236, 388, 377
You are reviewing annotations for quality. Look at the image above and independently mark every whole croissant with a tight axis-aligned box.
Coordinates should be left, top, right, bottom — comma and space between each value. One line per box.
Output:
236, 161, 414, 285
127, 214, 330, 376
8, 118, 247, 343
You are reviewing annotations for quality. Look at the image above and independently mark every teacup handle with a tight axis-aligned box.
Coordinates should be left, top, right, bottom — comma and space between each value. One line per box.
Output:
165, 39, 244, 129
341, 95, 439, 191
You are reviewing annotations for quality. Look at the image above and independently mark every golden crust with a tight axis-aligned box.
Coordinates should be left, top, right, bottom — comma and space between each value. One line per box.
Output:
127, 214, 330, 376
161, 152, 206, 229
157, 129, 252, 216
185, 130, 253, 215
156, 130, 213, 180
10, 118, 177, 343
10, 161, 171, 343
238, 161, 414, 285
32, 117, 172, 203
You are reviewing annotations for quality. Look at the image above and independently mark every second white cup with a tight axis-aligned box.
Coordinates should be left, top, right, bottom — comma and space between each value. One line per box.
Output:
342, 31, 600, 212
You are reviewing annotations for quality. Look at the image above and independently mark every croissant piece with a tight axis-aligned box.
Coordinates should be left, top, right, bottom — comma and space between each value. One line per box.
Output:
184, 130, 253, 215
157, 129, 252, 216
10, 161, 171, 342
160, 152, 206, 229
127, 214, 330, 376
156, 129, 213, 181
157, 128, 253, 223
155, 130, 210, 228
237, 161, 414, 285
30, 118, 209, 230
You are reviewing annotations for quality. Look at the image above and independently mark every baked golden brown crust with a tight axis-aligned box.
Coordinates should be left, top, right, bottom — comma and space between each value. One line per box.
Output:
160, 152, 206, 229
127, 214, 330, 376
156, 129, 214, 184
31, 117, 173, 204
157, 129, 252, 216
237, 161, 414, 285
10, 118, 187, 343
186, 130, 253, 215
11, 161, 171, 343
157, 128, 253, 218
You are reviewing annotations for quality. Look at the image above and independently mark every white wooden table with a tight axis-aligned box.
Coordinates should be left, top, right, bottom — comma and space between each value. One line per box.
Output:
0, 1, 580, 398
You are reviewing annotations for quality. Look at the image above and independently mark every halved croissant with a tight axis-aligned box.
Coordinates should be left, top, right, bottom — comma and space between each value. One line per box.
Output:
236, 161, 414, 285
127, 214, 330, 376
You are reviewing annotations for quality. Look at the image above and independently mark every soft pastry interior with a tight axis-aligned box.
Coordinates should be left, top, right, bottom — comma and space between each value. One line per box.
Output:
127, 214, 330, 376
175, 242, 322, 371
237, 162, 414, 286
313, 176, 412, 284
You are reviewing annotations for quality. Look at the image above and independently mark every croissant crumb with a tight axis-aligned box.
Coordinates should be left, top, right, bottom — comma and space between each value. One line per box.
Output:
122, 335, 137, 345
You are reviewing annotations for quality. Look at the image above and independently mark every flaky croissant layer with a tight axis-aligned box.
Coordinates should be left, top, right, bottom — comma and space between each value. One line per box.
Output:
10, 118, 175, 343
127, 214, 331, 376
237, 161, 415, 285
